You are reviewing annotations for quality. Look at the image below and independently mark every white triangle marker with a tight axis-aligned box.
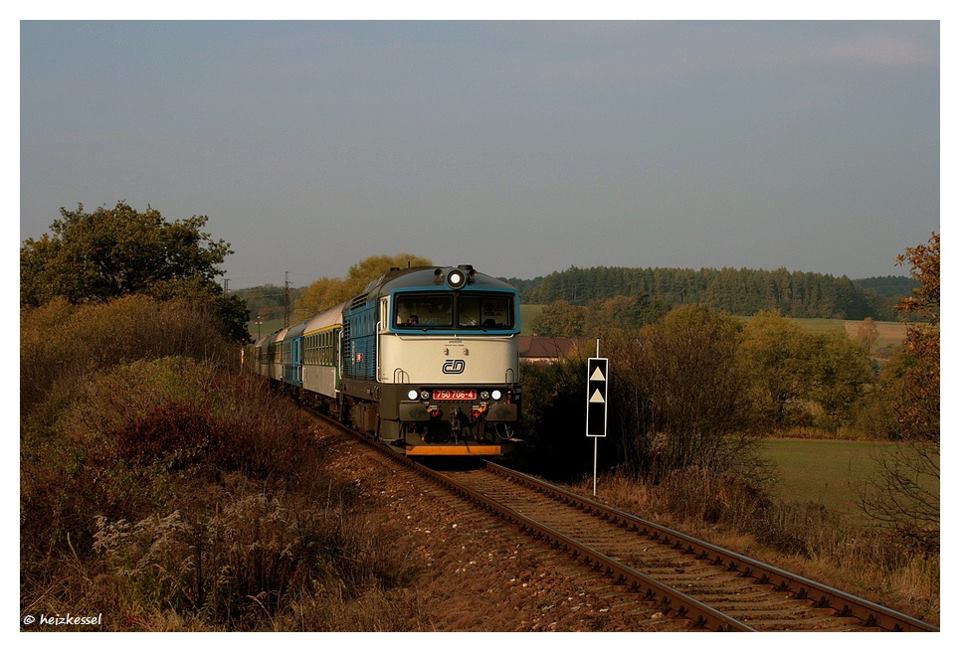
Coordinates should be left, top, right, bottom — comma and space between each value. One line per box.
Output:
590, 366, 606, 382
589, 388, 605, 403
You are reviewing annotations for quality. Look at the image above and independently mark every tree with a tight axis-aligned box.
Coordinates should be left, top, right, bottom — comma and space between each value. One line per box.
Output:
615, 306, 757, 482
20, 202, 248, 341
808, 332, 872, 429
582, 294, 669, 336
295, 254, 432, 318
737, 311, 816, 429
860, 232, 939, 552
737, 311, 872, 431
530, 300, 586, 337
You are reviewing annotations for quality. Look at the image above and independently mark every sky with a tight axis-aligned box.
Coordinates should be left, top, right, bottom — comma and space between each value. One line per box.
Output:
20, 21, 939, 288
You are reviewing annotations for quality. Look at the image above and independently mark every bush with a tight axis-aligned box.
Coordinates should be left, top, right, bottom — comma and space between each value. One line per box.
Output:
21, 295, 234, 413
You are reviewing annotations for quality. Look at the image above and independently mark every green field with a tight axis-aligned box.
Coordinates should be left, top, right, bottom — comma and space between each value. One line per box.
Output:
759, 439, 935, 518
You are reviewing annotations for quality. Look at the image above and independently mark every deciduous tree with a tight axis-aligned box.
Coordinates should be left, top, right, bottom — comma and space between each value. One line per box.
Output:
20, 202, 248, 341
529, 299, 586, 337
294, 254, 432, 317
860, 232, 939, 552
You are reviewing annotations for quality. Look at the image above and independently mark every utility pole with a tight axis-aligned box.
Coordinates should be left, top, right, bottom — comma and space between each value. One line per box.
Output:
223, 278, 229, 294
283, 271, 290, 328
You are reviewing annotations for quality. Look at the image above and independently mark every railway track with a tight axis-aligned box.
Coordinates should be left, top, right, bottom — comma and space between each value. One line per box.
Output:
311, 411, 938, 632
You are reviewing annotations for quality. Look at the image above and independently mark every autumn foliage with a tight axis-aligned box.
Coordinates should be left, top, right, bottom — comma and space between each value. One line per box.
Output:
294, 253, 432, 319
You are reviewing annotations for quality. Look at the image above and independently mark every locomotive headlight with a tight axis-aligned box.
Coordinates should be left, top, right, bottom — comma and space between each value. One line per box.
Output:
447, 270, 466, 289
407, 390, 418, 400
491, 389, 502, 400
420, 390, 430, 400
480, 390, 490, 400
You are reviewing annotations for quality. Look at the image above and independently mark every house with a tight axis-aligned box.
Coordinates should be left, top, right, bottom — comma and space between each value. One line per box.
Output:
517, 336, 591, 363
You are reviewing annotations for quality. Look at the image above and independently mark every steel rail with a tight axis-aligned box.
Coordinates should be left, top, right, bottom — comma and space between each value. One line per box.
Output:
310, 411, 751, 631
483, 461, 938, 633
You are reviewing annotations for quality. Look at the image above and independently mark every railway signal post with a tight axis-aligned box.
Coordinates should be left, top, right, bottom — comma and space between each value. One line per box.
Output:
586, 339, 608, 496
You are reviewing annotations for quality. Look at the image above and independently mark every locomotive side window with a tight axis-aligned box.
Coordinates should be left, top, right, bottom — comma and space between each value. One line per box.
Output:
458, 294, 513, 328
394, 294, 453, 327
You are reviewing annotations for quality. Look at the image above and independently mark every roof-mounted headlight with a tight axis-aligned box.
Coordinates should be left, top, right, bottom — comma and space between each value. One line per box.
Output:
447, 269, 466, 289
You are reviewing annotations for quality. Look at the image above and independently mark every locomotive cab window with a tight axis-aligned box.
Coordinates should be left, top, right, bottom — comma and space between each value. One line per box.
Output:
394, 294, 453, 327
458, 294, 513, 329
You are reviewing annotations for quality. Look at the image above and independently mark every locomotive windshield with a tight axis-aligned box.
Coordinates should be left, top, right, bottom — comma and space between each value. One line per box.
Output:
457, 294, 513, 329
393, 292, 514, 330
394, 294, 453, 327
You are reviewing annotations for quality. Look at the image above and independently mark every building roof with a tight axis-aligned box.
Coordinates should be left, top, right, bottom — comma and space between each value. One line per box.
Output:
517, 336, 591, 359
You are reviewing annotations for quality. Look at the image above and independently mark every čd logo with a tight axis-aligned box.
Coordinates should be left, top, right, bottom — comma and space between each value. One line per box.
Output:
442, 359, 466, 374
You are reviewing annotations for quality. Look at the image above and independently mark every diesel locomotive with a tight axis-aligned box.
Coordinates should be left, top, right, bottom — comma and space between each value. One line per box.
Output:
248, 265, 522, 455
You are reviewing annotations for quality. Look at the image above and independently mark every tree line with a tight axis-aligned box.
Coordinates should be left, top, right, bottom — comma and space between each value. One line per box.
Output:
504, 266, 915, 320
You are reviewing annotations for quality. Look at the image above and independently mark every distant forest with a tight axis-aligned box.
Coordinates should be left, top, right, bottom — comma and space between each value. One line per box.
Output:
502, 268, 917, 321
236, 269, 917, 324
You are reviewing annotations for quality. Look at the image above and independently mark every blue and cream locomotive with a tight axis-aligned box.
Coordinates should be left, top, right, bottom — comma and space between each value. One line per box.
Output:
250, 265, 522, 456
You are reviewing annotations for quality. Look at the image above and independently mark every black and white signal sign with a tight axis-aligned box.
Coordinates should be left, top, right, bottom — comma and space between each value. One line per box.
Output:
585, 357, 608, 437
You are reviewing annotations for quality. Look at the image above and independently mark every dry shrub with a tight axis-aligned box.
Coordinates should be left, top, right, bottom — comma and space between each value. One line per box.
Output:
91, 493, 414, 630
654, 467, 769, 531
60, 357, 318, 483
21, 295, 234, 413
22, 357, 317, 563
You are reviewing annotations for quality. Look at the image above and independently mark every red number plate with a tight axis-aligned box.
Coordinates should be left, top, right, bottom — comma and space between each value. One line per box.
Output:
432, 389, 477, 401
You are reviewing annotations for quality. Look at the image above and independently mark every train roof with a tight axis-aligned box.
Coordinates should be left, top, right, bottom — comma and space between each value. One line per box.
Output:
304, 301, 346, 334
373, 266, 518, 296
283, 321, 307, 340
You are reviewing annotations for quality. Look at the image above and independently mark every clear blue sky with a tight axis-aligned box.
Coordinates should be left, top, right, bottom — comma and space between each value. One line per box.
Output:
20, 21, 939, 287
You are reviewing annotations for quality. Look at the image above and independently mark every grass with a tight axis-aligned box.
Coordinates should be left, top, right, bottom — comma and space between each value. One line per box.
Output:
760, 438, 939, 522
760, 439, 896, 517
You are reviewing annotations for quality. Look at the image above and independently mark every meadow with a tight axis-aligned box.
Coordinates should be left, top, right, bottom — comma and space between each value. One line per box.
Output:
760, 439, 905, 517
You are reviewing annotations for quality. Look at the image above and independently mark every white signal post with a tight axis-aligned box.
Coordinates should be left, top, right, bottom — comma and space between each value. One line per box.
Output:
586, 339, 609, 497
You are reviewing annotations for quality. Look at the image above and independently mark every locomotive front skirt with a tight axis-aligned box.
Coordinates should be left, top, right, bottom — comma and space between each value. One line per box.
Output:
247, 265, 522, 456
